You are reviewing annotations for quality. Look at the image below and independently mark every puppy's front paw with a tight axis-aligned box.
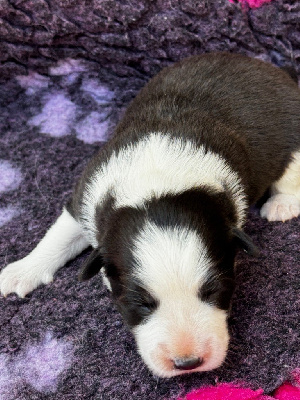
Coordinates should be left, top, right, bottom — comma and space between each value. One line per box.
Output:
0, 258, 53, 298
260, 194, 300, 222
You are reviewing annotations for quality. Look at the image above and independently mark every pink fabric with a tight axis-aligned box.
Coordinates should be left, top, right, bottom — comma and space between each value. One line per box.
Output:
179, 370, 300, 400
229, 0, 273, 8
274, 370, 300, 400
274, 382, 300, 400
178, 384, 274, 400
291, 369, 300, 386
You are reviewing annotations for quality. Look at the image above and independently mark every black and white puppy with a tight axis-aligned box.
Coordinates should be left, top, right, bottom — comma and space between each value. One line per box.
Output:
1, 53, 300, 377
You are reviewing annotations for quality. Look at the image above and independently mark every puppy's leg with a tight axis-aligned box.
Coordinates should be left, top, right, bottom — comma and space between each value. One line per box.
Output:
261, 151, 300, 222
0, 208, 89, 297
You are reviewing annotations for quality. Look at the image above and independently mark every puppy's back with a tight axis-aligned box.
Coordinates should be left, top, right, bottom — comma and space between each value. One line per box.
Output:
113, 53, 300, 202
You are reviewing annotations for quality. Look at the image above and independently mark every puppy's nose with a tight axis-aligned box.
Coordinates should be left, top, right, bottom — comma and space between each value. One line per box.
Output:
173, 356, 203, 370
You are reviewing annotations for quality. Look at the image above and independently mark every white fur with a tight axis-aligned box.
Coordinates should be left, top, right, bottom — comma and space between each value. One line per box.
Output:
0, 209, 89, 297
100, 270, 112, 291
133, 222, 211, 290
82, 133, 247, 247
261, 150, 300, 221
131, 221, 229, 377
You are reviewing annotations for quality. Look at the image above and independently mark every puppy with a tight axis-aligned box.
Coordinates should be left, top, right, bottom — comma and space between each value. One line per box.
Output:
1, 53, 300, 377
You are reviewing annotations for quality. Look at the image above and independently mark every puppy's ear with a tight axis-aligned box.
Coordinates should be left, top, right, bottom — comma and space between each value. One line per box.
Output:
231, 227, 260, 257
78, 249, 104, 281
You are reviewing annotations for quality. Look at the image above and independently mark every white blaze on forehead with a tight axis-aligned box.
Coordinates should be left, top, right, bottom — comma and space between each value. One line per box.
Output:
81, 133, 246, 246
132, 221, 211, 295
131, 221, 229, 377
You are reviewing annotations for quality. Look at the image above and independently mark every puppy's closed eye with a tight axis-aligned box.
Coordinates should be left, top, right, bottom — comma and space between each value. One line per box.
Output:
199, 276, 235, 310
136, 296, 158, 316
118, 285, 159, 326
129, 286, 158, 313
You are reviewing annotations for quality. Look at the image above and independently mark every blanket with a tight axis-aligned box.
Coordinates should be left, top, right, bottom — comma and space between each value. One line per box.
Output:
0, 1, 299, 399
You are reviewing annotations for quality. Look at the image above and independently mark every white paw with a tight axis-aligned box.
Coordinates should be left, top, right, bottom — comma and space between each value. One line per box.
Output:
0, 257, 53, 298
260, 194, 300, 222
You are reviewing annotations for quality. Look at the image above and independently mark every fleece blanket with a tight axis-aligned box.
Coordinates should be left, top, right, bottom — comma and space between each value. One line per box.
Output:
0, 1, 299, 399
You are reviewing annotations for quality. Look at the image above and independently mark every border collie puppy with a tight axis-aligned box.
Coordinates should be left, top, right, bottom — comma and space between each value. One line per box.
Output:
1, 53, 300, 377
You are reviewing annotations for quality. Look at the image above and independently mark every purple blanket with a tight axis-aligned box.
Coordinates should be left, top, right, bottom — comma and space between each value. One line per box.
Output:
0, 1, 299, 399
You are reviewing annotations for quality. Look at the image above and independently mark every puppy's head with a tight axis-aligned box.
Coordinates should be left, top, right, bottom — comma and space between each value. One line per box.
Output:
79, 189, 257, 377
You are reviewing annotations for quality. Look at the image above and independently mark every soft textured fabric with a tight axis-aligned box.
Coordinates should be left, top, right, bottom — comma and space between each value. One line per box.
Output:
179, 384, 274, 400
229, 0, 273, 9
273, 370, 300, 400
179, 370, 300, 400
0, 0, 299, 399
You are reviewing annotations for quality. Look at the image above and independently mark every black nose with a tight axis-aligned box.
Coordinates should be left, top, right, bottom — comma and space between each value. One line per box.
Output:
173, 356, 203, 370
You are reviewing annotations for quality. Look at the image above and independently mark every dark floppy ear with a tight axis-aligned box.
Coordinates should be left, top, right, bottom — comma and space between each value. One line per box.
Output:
231, 227, 260, 257
78, 249, 104, 281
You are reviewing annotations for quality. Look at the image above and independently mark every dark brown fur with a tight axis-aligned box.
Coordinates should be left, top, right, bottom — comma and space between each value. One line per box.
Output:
68, 53, 300, 219
112, 53, 300, 203
72, 53, 300, 329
